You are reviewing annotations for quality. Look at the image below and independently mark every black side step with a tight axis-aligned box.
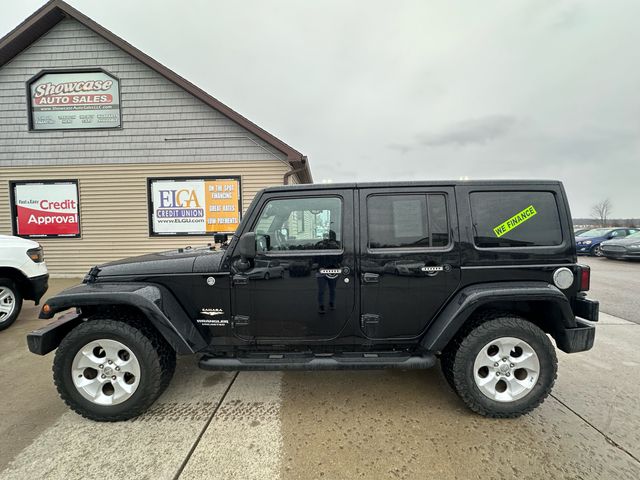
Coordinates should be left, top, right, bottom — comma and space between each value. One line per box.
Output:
198, 352, 437, 371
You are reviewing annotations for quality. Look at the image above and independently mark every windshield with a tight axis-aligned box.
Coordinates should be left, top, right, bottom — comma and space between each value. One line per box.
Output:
578, 228, 610, 237
627, 231, 640, 239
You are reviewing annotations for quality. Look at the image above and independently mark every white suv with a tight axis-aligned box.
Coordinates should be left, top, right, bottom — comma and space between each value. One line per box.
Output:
0, 234, 49, 330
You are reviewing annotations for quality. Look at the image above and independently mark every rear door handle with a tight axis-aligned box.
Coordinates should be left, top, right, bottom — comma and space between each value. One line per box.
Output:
233, 275, 248, 286
420, 265, 451, 276
362, 273, 379, 283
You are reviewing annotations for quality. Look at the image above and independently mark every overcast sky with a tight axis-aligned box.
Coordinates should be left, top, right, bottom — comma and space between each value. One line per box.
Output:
2, 0, 639, 217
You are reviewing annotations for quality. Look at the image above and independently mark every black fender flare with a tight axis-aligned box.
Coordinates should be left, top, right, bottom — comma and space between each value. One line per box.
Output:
39, 282, 206, 354
421, 282, 577, 353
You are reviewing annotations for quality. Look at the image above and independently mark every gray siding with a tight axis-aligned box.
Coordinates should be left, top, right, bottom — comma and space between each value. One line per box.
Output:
0, 18, 287, 167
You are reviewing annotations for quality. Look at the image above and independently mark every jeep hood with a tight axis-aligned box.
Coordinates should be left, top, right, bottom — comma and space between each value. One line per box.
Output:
94, 247, 225, 277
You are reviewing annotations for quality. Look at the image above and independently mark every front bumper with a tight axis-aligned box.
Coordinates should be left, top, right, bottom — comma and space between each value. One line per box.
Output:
27, 311, 82, 355
602, 248, 640, 260
576, 245, 594, 254
25, 273, 49, 304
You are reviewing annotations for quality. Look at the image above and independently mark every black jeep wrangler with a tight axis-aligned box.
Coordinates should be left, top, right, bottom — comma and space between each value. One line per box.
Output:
28, 181, 599, 421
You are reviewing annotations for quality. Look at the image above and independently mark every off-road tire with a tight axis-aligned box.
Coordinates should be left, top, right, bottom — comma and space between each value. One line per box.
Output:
89, 311, 176, 395
0, 278, 23, 331
449, 315, 557, 418
439, 346, 457, 391
53, 319, 169, 421
440, 311, 491, 392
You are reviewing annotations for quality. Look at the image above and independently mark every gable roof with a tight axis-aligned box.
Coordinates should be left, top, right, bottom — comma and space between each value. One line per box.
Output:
0, 0, 311, 183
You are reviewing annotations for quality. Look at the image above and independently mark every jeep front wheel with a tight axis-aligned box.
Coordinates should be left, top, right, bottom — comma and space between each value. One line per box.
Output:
449, 316, 557, 418
53, 319, 169, 421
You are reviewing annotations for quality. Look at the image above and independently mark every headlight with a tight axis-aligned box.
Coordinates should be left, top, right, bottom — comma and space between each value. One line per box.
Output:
27, 246, 44, 263
582, 240, 592, 245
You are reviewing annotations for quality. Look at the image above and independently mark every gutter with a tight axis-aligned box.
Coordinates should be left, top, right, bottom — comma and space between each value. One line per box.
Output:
283, 156, 310, 184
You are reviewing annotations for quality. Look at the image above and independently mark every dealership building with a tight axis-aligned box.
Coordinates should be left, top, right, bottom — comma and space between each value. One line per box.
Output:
0, 0, 312, 276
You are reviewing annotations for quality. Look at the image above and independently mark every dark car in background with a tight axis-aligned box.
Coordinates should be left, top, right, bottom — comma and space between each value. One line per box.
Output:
576, 227, 640, 256
601, 231, 640, 260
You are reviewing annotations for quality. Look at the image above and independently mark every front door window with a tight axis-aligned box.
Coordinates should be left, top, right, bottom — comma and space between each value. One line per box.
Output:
254, 197, 342, 252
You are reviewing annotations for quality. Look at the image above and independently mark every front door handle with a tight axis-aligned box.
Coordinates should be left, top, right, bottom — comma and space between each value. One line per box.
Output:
362, 273, 379, 283
319, 268, 343, 277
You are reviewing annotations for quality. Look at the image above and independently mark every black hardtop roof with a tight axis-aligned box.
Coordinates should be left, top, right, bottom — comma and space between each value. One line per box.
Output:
262, 180, 563, 193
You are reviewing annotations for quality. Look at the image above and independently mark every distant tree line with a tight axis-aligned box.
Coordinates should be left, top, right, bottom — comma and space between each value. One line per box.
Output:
573, 218, 639, 228
572, 199, 639, 228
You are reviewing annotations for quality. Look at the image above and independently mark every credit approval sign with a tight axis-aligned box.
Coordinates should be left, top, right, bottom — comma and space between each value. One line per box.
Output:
10, 181, 81, 238
148, 177, 241, 235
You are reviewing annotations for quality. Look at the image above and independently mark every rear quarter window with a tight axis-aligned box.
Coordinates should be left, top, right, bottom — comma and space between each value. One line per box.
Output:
470, 191, 563, 248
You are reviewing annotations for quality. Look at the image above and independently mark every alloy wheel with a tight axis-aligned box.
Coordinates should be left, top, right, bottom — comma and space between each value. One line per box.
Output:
71, 339, 141, 405
472, 336, 540, 402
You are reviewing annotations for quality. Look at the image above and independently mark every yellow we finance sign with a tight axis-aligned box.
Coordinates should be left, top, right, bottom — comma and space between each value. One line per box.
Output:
204, 179, 241, 233
493, 205, 537, 238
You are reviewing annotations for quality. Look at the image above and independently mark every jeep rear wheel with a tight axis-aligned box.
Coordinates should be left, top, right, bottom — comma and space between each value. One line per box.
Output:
53, 319, 171, 421
0, 279, 23, 331
449, 316, 557, 418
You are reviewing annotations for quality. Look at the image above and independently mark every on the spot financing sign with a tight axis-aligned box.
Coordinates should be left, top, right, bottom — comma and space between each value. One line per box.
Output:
11, 181, 80, 238
149, 177, 241, 235
28, 70, 121, 130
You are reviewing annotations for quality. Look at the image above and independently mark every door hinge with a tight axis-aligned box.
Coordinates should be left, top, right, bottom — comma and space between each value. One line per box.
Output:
360, 314, 380, 329
232, 315, 250, 327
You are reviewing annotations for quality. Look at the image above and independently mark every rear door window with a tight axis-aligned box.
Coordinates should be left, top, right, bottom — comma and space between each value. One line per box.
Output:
470, 191, 562, 248
367, 194, 449, 249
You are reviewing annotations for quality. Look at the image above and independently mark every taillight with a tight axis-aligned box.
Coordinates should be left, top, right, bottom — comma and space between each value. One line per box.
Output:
579, 265, 590, 291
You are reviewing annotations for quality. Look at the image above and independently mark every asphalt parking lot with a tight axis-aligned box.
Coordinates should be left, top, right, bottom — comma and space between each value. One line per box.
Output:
1, 258, 639, 479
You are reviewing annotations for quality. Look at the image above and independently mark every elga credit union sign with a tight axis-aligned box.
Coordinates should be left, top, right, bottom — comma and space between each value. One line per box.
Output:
28, 70, 121, 130
148, 177, 241, 235
10, 181, 81, 238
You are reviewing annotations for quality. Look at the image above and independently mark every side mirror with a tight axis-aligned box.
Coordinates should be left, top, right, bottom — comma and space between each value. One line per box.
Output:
238, 232, 256, 259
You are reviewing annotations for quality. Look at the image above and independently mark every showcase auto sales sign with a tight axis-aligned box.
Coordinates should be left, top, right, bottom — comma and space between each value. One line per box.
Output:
12, 182, 80, 237
29, 70, 121, 130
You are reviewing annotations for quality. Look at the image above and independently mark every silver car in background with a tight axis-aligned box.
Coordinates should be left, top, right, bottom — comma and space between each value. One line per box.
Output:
601, 231, 640, 260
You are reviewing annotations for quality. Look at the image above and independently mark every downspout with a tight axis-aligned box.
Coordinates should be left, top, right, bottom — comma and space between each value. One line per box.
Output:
283, 156, 309, 185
